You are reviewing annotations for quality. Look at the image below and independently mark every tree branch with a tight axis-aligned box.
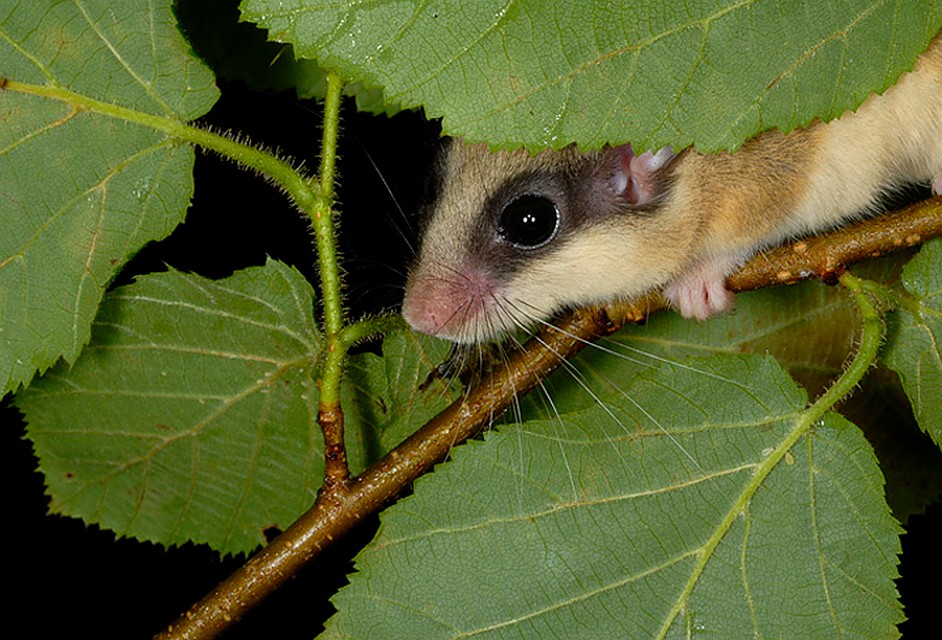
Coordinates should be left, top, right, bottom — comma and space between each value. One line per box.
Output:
156, 194, 942, 640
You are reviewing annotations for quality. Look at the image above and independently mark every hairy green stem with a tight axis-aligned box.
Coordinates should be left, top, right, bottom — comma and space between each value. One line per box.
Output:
849, 273, 924, 315
307, 73, 352, 491
812, 272, 885, 411
3, 79, 321, 212
314, 74, 344, 337
312, 74, 346, 407
338, 315, 408, 352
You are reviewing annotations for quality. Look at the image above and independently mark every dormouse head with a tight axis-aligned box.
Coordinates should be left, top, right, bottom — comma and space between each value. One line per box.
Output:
402, 139, 678, 343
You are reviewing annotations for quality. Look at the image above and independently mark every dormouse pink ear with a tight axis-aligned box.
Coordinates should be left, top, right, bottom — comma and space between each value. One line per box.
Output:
608, 143, 675, 206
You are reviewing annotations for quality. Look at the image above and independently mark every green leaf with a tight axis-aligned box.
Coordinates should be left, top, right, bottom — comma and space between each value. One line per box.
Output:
0, 0, 218, 394
883, 238, 942, 451
344, 330, 460, 467
16, 261, 327, 554
241, 0, 941, 152
322, 356, 902, 639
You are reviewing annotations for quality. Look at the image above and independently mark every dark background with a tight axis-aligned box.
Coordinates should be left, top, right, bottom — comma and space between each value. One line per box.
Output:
4, 1, 939, 637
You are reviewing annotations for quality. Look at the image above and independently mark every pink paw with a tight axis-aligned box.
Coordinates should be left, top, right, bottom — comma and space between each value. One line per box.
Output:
664, 277, 735, 320
933, 171, 941, 196
663, 257, 738, 320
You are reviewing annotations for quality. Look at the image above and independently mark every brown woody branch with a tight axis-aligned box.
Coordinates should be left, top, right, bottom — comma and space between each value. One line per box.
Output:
320, 403, 351, 489
156, 195, 942, 640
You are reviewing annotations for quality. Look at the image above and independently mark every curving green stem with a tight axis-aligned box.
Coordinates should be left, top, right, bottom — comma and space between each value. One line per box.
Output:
338, 314, 408, 352
3, 79, 322, 213
812, 272, 885, 411
845, 271, 923, 315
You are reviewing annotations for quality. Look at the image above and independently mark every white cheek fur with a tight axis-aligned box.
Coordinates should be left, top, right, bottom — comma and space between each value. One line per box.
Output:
501, 225, 686, 317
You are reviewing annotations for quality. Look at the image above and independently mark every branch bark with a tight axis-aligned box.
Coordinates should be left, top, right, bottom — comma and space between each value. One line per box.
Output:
156, 194, 942, 640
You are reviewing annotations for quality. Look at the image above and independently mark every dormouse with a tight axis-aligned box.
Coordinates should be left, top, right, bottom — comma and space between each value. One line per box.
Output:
403, 34, 942, 343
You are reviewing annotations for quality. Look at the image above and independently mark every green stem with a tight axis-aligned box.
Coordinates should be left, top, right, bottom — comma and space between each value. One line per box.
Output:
338, 315, 408, 352
812, 272, 884, 411
315, 74, 345, 337
849, 273, 924, 315
312, 73, 346, 406
3, 79, 321, 213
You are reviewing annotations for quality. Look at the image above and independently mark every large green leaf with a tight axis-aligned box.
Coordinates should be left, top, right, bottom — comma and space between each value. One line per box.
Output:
883, 238, 942, 451
0, 0, 218, 394
16, 261, 327, 554
322, 356, 902, 639
241, 0, 941, 151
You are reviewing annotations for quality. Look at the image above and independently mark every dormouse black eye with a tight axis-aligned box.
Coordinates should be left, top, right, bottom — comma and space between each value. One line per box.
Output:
497, 194, 560, 249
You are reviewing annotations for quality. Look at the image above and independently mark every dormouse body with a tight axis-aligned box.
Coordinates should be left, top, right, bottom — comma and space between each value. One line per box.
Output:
403, 34, 942, 343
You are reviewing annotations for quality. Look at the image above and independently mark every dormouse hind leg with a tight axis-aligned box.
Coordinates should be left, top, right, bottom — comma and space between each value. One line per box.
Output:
933, 171, 941, 195
663, 253, 745, 320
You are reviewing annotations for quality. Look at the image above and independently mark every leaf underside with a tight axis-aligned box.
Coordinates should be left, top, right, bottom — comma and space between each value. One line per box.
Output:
242, 0, 942, 152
